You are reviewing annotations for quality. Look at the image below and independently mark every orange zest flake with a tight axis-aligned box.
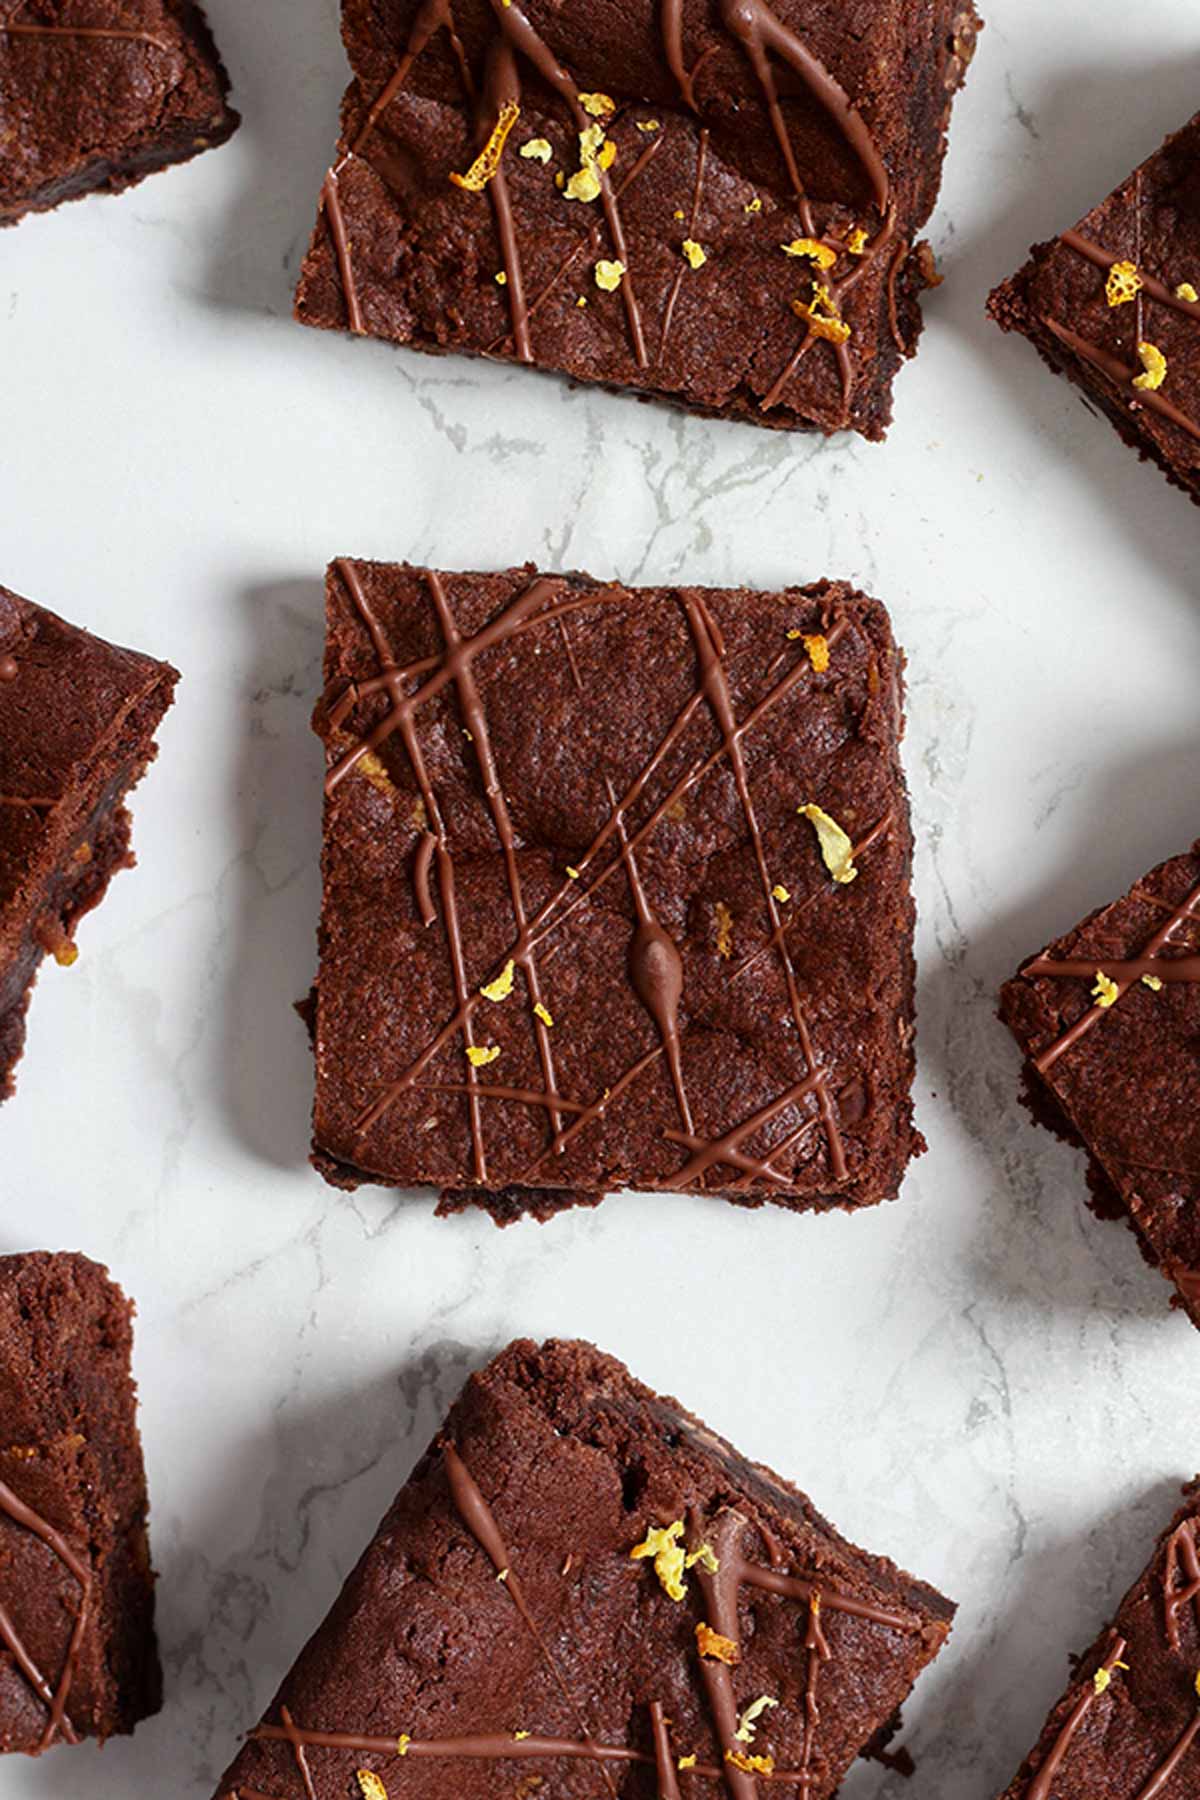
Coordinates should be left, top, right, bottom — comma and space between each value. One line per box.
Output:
714, 900, 734, 959
594, 258, 626, 291
397, 1734, 411, 1755
534, 1001, 554, 1026
1105, 259, 1142, 306
450, 99, 520, 192
514, 1729, 531, 1740
803, 632, 830, 672
695, 1621, 740, 1664
726, 1750, 774, 1775
681, 238, 707, 269
846, 225, 868, 255
781, 236, 836, 269
630, 1520, 688, 1601
480, 959, 516, 1002
1143, 973, 1164, 991
677, 1753, 698, 1770
1092, 971, 1119, 1008
771, 883, 790, 904
519, 137, 552, 163
637, 118, 661, 133
791, 283, 850, 344
1176, 281, 1199, 302
744, 195, 762, 214
578, 90, 615, 117
356, 1773, 389, 1800
1133, 340, 1167, 391
466, 1043, 501, 1067
798, 803, 858, 885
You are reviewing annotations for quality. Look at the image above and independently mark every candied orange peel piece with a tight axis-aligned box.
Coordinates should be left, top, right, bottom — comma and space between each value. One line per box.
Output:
781, 237, 836, 269
450, 100, 520, 191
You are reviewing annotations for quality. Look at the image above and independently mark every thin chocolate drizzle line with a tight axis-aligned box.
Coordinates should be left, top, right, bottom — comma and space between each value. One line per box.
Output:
690, 1512, 757, 1800
662, 0, 698, 109
331, 560, 487, 1180
608, 774, 694, 1136
1, 20, 171, 50
516, 1046, 664, 1179
321, 167, 365, 336
485, 134, 666, 354
487, 0, 649, 367
660, 127, 710, 359
651, 1698, 684, 1800
418, 1079, 588, 1115
1025, 1633, 1126, 1800
0, 1476, 90, 1751
1027, 955, 1200, 984
413, 831, 438, 927
1042, 317, 1200, 447
444, 1444, 619, 1798
424, 569, 566, 1148
760, 206, 896, 419
799, 1592, 830, 1791
1135, 1710, 1200, 1800
1027, 873, 1200, 1074
679, 591, 846, 1184
726, 1112, 821, 1193
885, 233, 908, 353
661, 1073, 824, 1194
279, 1706, 317, 1800
477, 38, 533, 363
1060, 228, 1200, 327
0, 794, 58, 810
718, 0, 888, 220
1164, 1520, 1200, 1653
353, 601, 847, 1164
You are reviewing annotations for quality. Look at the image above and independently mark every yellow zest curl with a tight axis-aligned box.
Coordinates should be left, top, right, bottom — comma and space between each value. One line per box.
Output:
803, 632, 830, 672
678, 1754, 697, 1770
744, 195, 762, 214
1133, 341, 1167, 391
696, 1621, 740, 1664
772, 884, 790, 904
637, 118, 661, 132
466, 1044, 501, 1067
480, 960, 516, 1002
578, 91, 615, 117
734, 1695, 779, 1743
356, 1774, 388, 1800
1142, 973, 1163, 991
682, 238, 707, 269
1105, 260, 1142, 306
1176, 281, 1198, 303
520, 138, 553, 163
450, 100, 520, 192
726, 1750, 774, 1774
397, 1735, 411, 1757
595, 258, 626, 292
1092, 971, 1119, 1008
630, 1520, 688, 1601
781, 237, 837, 269
791, 283, 851, 344
798, 803, 858, 885
846, 226, 868, 255
534, 1001, 554, 1026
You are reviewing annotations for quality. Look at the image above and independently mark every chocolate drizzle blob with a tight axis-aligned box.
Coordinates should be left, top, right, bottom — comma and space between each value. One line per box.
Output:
318, 564, 895, 1200
310, 0, 907, 421
243, 1442, 934, 1798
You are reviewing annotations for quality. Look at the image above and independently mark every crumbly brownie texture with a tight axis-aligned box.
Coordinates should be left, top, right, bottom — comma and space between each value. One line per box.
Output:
1000, 842, 1200, 1330
996, 1484, 1200, 1800
214, 1337, 954, 1800
988, 111, 1200, 505
294, 0, 980, 439
0, 0, 239, 226
0, 584, 178, 1100
0, 1252, 160, 1755
309, 560, 922, 1222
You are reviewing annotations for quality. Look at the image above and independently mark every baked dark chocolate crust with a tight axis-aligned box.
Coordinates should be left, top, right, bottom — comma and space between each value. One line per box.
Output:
0, 1252, 160, 1755
309, 560, 923, 1222
995, 1484, 1200, 1800
1000, 842, 1200, 1330
294, 0, 980, 439
213, 1338, 954, 1800
0, 0, 240, 227
988, 111, 1200, 506
0, 584, 178, 1100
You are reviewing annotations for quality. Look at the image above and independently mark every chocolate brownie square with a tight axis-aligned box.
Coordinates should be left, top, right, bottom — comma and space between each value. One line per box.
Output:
0, 0, 240, 227
294, 0, 980, 438
995, 1484, 1200, 1800
1000, 841, 1200, 1329
214, 1338, 954, 1800
0, 1252, 160, 1754
308, 560, 921, 1222
0, 583, 178, 1100
988, 111, 1200, 505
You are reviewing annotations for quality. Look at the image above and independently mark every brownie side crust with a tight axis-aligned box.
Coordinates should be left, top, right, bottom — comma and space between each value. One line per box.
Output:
0, 0, 240, 227
995, 1484, 1200, 1800
0, 584, 179, 1100
0, 1252, 160, 1755
294, 0, 980, 439
988, 111, 1200, 506
999, 842, 1200, 1330
214, 1338, 954, 1800
309, 560, 923, 1222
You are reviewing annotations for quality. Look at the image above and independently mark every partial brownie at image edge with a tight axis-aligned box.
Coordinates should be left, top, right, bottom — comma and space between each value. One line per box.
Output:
213, 1337, 954, 1800
308, 559, 923, 1223
1000, 839, 1200, 1329
0, 1251, 160, 1755
0, 0, 240, 227
995, 1482, 1200, 1800
294, 0, 981, 439
988, 109, 1200, 506
0, 584, 179, 1101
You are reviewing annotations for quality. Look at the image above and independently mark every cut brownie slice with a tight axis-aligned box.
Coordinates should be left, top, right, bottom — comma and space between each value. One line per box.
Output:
213, 1338, 954, 1800
0, 0, 240, 227
294, 0, 980, 439
995, 1484, 1200, 1800
988, 111, 1200, 505
1000, 842, 1200, 1329
0, 1252, 160, 1755
0, 583, 178, 1100
309, 560, 922, 1222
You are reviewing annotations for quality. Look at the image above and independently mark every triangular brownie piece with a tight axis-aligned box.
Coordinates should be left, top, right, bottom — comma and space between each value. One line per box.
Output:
215, 1339, 953, 1800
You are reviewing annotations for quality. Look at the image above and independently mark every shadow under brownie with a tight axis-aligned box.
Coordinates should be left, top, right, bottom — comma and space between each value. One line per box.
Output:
308, 560, 923, 1222
295, 0, 980, 438
213, 1337, 954, 1800
0, 1252, 160, 1756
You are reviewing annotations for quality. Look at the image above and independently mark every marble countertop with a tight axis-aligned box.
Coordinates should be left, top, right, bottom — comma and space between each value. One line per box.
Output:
4, 0, 1200, 1794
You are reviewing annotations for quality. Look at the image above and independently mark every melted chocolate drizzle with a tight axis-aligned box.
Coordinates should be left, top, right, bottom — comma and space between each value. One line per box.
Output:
0, 1475, 92, 1754
1025, 873, 1200, 1074
0, 19, 171, 51
1025, 1632, 1127, 1800
247, 1448, 931, 1798
1042, 316, 1200, 448
324, 567, 866, 1198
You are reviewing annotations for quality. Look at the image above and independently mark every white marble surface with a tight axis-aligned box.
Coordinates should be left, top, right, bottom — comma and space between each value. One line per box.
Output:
3, 0, 1200, 1794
